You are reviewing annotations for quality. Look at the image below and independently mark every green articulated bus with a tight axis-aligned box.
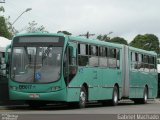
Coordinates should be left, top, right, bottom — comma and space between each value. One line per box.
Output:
8, 33, 157, 108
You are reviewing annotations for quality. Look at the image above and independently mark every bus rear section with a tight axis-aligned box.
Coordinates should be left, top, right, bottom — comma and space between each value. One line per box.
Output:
128, 47, 157, 103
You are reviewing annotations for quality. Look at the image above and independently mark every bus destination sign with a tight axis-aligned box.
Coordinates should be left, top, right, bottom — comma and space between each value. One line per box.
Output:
19, 36, 59, 43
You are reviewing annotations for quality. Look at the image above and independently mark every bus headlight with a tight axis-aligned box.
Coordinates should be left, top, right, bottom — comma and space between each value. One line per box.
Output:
10, 86, 17, 91
51, 86, 61, 91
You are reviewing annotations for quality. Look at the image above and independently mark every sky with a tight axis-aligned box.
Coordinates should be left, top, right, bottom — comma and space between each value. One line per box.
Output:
1, 0, 160, 42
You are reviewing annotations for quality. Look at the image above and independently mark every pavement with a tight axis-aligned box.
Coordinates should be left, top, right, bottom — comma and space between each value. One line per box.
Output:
0, 98, 159, 110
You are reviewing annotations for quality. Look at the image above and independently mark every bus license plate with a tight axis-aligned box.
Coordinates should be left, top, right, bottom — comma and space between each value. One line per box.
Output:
29, 94, 39, 98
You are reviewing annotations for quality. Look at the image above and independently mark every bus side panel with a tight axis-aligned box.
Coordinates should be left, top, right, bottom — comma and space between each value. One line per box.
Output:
66, 87, 80, 102
67, 66, 122, 101
102, 68, 122, 100
129, 70, 137, 98
128, 47, 157, 99
67, 67, 99, 101
150, 72, 158, 98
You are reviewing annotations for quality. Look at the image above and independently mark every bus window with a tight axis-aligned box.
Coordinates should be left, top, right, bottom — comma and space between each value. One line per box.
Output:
143, 55, 149, 72
149, 56, 155, 72
134, 53, 138, 69
78, 44, 85, 55
116, 49, 120, 69
86, 44, 89, 55
138, 54, 143, 71
135, 53, 138, 62
138, 54, 142, 62
105, 47, 108, 57
91, 46, 97, 56
99, 47, 103, 57
109, 48, 116, 58
131, 52, 136, 70
99, 47, 107, 67
68, 46, 77, 82
131, 52, 135, 62
88, 45, 98, 66
108, 48, 117, 68
78, 43, 89, 66
131, 52, 139, 62
154, 57, 157, 71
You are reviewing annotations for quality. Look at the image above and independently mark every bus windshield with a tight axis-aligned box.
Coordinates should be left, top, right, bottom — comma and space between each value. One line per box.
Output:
11, 46, 63, 83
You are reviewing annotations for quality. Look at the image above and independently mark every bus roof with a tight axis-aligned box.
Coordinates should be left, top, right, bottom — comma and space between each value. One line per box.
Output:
13, 33, 157, 56
14, 33, 123, 48
129, 46, 157, 56
13, 32, 66, 38
69, 36, 123, 49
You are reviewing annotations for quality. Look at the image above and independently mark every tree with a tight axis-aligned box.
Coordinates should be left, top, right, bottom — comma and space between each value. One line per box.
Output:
0, 6, 5, 13
26, 21, 48, 33
97, 34, 110, 41
110, 37, 128, 45
97, 34, 128, 45
0, 16, 12, 39
57, 31, 72, 35
130, 34, 159, 53
0, 6, 14, 39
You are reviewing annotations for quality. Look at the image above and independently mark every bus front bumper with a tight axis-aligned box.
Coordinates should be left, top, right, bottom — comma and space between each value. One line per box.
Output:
9, 89, 67, 101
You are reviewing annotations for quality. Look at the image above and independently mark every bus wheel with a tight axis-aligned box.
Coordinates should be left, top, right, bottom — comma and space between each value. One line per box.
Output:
112, 86, 118, 106
79, 86, 87, 108
142, 87, 148, 104
133, 87, 148, 104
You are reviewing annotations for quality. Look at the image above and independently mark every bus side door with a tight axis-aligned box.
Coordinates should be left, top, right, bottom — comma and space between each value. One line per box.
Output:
63, 42, 77, 85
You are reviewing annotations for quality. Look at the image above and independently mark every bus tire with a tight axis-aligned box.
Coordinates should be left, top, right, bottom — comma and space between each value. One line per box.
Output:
79, 86, 87, 108
133, 87, 148, 104
142, 87, 148, 104
112, 86, 119, 106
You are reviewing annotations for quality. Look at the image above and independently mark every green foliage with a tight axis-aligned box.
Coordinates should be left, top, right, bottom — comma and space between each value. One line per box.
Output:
6, 16, 18, 35
130, 34, 159, 53
57, 31, 72, 35
97, 34, 128, 45
26, 21, 48, 33
97, 34, 110, 41
0, 6, 5, 13
0, 16, 12, 39
0, 6, 14, 39
110, 37, 128, 45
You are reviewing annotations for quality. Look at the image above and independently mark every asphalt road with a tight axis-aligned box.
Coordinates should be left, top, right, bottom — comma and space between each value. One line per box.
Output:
0, 100, 160, 120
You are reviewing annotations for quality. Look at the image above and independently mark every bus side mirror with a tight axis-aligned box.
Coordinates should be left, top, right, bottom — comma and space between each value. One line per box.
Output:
68, 45, 77, 66
5, 45, 11, 64
72, 47, 76, 58
69, 45, 76, 58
